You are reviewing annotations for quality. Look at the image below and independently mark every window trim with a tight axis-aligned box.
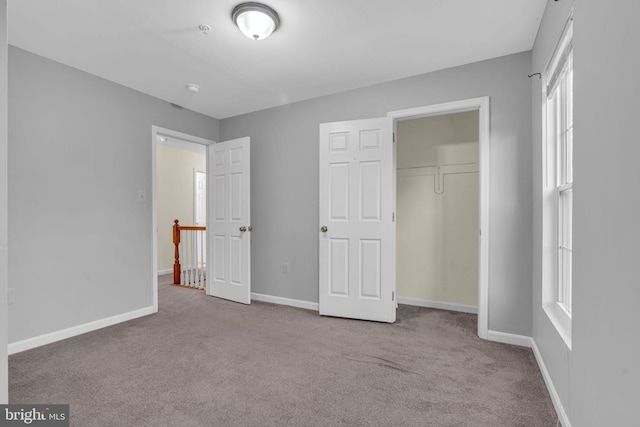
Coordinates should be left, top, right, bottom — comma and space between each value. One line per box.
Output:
541, 15, 573, 350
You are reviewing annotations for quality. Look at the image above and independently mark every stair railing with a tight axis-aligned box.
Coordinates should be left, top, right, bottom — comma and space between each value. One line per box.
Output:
173, 219, 207, 290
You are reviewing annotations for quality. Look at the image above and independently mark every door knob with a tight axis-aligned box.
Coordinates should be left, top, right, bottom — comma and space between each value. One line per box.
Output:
239, 226, 247, 232
320, 226, 328, 233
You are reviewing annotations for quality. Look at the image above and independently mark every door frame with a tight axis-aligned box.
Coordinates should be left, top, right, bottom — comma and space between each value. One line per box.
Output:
151, 126, 215, 313
388, 96, 490, 339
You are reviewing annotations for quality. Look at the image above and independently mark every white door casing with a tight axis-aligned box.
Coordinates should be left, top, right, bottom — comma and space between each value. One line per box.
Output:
388, 97, 490, 339
319, 117, 396, 323
151, 126, 215, 313
207, 137, 251, 304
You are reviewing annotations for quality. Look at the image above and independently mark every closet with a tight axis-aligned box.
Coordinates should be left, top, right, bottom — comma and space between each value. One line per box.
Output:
396, 111, 479, 310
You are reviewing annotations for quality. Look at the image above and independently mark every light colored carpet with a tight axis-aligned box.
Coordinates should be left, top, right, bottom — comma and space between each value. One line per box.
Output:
9, 277, 558, 426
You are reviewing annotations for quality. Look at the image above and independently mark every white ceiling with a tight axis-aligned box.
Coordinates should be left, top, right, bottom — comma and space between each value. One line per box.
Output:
8, 0, 547, 119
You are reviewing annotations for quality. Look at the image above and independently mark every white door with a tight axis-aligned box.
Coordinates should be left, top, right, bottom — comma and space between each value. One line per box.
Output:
194, 169, 207, 226
195, 170, 207, 263
319, 117, 395, 322
207, 137, 251, 304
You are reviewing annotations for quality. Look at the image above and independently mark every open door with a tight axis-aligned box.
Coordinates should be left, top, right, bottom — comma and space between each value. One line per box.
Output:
319, 117, 395, 322
207, 137, 251, 304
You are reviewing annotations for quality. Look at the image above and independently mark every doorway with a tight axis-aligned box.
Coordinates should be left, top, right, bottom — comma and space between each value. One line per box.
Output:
389, 97, 490, 339
152, 128, 253, 312
318, 98, 490, 338
395, 111, 480, 314
151, 126, 214, 312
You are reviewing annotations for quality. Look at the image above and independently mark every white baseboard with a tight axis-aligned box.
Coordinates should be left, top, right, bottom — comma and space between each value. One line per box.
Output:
397, 296, 478, 314
8, 306, 154, 355
531, 340, 572, 427
486, 332, 571, 426
251, 292, 319, 311
487, 330, 534, 348
158, 269, 172, 276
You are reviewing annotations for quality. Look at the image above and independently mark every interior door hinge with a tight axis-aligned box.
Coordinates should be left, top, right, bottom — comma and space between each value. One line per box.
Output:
392, 291, 395, 301
392, 212, 395, 222
393, 132, 396, 143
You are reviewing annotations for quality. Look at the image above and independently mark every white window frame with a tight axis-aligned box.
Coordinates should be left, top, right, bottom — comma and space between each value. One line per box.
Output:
542, 15, 573, 349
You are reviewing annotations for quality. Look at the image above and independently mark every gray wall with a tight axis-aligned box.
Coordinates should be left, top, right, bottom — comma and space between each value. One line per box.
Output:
8, 47, 219, 343
0, 0, 8, 404
573, 1, 640, 422
532, 0, 640, 425
221, 52, 533, 336
530, 0, 573, 420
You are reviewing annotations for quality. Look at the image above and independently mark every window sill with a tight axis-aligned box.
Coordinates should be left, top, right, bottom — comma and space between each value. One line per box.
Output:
543, 302, 572, 350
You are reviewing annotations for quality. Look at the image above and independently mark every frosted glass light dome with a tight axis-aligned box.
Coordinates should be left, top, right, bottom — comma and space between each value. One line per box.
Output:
232, 3, 280, 41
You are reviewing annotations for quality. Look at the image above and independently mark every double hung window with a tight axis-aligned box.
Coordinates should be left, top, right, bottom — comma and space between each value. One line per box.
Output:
543, 17, 573, 346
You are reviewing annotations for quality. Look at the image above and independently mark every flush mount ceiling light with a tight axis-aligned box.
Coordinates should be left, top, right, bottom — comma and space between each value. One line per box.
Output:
232, 2, 280, 41
186, 83, 200, 93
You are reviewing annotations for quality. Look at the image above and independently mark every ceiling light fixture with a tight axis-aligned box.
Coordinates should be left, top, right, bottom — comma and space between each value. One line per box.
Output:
186, 84, 200, 93
232, 2, 280, 41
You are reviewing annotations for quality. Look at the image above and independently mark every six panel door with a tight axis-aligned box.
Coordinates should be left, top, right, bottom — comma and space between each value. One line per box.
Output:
207, 137, 251, 304
319, 118, 395, 323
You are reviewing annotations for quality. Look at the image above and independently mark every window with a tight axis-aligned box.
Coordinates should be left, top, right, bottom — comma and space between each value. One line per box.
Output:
542, 16, 573, 347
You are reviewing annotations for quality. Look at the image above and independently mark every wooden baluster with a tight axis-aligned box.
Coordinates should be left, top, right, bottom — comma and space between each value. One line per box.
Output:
173, 219, 181, 285
172, 222, 207, 291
